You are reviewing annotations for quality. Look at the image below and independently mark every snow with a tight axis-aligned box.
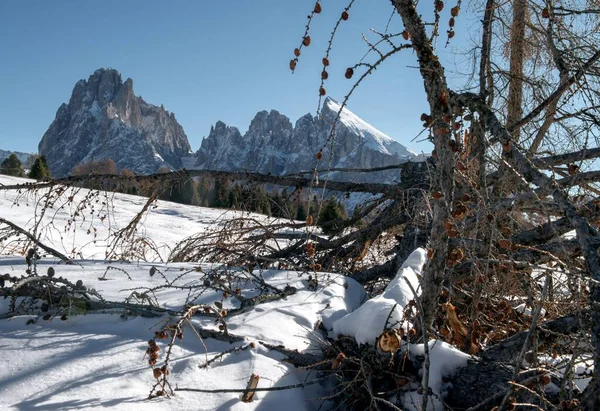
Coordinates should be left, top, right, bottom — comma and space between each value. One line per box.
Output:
514, 302, 547, 318
539, 354, 593, 392
89, 100, 102, 120
0, 313, 311, 411
331, 248, 426, 344
324, 98, 418, 158
402, 341, 471, 411
0, 259, 362, 410
0, 174, 277, 261
0, 176, 364, 409
153, 151, 166, 163
0, 176, 471, 410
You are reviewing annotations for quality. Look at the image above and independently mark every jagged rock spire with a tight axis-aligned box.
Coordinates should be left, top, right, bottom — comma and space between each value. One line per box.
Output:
39, 68, 191, 177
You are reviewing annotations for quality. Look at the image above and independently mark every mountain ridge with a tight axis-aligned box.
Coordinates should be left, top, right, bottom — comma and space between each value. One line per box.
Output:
35, 69, 423, 181
185, 97, 423, 183
0, 150, 35, 168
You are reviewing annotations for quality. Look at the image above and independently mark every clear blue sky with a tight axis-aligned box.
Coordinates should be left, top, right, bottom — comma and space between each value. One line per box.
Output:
0, 1, 473, 155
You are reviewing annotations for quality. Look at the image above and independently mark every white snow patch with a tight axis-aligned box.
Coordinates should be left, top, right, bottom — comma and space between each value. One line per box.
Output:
514, 303, 546, 318
331, 248, 427, 344
401, 340, 471, 411
540, 354, 593, 392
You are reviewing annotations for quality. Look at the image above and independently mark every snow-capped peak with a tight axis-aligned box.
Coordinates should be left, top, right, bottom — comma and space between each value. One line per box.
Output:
323, 97, 417, 158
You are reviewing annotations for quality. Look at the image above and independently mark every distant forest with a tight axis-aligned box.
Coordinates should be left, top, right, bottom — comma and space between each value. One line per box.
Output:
69, 158, 349, 234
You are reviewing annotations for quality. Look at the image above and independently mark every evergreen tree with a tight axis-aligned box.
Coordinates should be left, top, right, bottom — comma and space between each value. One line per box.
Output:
252, 186, 271, 215
119, 168, 138, 195
170, 178, 200, 206
190, 182, 201, 206
197, 177, 210, 204
213, 179, 230, 208
28, 156, 52, 180
277, 188, 293, 219
271, 191, 283, 217
295, 201, 307, 221
228, 184, 242, 209
319, 197, 347, 235
0, 154, 25, 177
307, 195, 319, 220
40, 155, 50, 171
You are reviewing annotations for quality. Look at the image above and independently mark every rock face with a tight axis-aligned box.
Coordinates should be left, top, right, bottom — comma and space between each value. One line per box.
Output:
186, 97, 423, 182
39, 68, 191, 177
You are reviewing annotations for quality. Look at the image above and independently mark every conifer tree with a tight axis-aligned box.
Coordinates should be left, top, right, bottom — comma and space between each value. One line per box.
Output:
0, 154, 25, 177
213, 179, 230, 208
28, 156, 52, 180
319, 197, 347, 235
295, 201, 307, 222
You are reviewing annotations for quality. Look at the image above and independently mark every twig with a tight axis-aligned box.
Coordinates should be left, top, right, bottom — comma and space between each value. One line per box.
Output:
175, 376, 328, 394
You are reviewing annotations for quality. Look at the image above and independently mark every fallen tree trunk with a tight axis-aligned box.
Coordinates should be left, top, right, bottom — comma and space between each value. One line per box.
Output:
445, 313, 588, 408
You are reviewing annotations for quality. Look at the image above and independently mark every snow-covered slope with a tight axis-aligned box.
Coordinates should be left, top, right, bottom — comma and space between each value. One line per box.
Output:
0, 175, 475, 410
324, 98, 417, 158
0, 175, 274, 261
0, 175, 365, 410
188, 97, 423, 183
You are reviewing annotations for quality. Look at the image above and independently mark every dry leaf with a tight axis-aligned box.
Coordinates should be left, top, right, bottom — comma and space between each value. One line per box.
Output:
377, 330, 401, 353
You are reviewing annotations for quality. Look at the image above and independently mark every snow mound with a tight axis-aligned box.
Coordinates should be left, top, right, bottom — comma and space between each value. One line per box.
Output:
402, 340, 471, 411
331, 248, 427, 344
0, 314, 312, 411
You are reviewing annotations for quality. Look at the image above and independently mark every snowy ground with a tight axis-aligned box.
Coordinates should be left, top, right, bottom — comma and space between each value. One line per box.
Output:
0, 259, 364, 410
0, 176, 468, 410
0, 175, 282, 261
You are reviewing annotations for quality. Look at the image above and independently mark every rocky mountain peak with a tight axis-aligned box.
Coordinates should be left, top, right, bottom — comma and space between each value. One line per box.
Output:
321, 96, 338, 111
39, 68, 191, 177
68, 68, 123, 111
188, 99, 423, 182
212, 120, 229, 133
246, 110, 293, 150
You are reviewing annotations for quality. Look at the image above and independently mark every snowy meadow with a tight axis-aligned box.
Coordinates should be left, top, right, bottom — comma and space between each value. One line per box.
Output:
0, 175, 472, 410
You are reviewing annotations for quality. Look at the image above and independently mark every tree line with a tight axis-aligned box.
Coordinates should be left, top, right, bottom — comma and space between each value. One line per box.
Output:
0, 153, 51, 180
68, 158, 348, 233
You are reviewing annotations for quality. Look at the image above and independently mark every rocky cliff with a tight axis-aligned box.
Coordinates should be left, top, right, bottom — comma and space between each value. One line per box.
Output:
39, 68, 191, 177
38, 69, 422, 181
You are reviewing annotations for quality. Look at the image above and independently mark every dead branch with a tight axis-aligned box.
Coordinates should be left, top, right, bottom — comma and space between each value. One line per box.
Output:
175, 376, 328, 394
0, 217, 72, 263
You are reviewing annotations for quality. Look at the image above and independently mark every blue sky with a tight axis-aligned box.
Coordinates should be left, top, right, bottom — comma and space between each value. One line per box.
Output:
0, 1, 474, 155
